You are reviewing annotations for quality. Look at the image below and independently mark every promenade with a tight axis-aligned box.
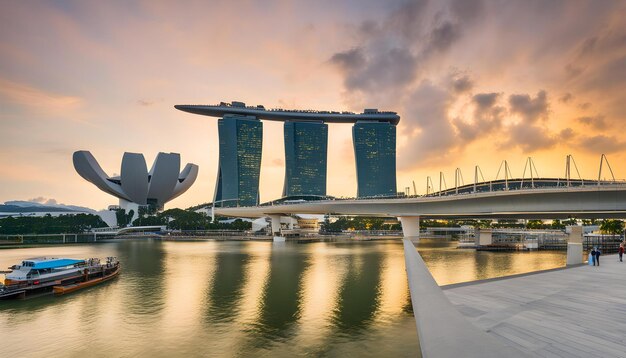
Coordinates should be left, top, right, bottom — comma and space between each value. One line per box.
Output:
443, 254, 626, 357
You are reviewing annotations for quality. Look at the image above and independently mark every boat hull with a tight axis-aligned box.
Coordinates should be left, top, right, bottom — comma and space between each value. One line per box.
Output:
53, 266, 120, 295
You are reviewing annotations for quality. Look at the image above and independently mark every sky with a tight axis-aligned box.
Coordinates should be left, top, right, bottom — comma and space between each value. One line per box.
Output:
1, 0, 626, 210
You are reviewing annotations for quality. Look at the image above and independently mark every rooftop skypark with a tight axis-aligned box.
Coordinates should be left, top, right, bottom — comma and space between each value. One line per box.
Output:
174, 101, 400, 125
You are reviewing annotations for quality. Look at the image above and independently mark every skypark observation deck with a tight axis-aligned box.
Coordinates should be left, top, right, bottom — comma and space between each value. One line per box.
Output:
174, 102, 400, 124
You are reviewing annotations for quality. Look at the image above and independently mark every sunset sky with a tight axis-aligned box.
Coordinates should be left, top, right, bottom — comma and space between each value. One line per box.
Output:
1, 0, 626, 210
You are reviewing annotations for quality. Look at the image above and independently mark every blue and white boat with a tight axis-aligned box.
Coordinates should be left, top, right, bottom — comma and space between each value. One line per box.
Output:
1, 257, 119, 299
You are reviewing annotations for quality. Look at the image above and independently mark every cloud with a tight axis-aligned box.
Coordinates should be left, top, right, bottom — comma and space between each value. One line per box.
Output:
508, 90, 549, 123
331, 46, 418, 94
453, 92, 505, 142
559, 93, 573, 103
559, 128, 575, 140
137, 99, 156, 106
581, 135, 626, 154
427, 21, 461, 53
576, 115, 607, 130
0, 78, 82, 112
451, 74, 473, 93
329, 47, 366, 72
398, 80, 457, 168
28, 196, 58, 205
502, 124, 557, 152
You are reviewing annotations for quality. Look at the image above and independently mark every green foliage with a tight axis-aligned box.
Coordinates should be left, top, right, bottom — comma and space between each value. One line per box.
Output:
526, 220, 547, 229
322, 216, 398, 232
600, 219, 624, 235
582, 219, 599, 226
130, 208, 251, 231
115, 209, 134, 227
0, 214, 107, 234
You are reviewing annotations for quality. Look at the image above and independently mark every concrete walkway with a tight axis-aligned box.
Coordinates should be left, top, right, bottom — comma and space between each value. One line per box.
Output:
402, 239, 532, 357
444, 254, 626, 358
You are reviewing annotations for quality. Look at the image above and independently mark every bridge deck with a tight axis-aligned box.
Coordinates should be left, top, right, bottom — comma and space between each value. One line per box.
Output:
443, 254, 626, 357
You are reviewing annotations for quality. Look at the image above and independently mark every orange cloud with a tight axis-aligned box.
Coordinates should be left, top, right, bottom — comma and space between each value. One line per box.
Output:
0, 78, 83, 112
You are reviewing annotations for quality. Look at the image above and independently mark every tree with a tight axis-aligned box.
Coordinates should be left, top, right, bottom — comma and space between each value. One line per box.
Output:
0, 214, 107, 234
600, 220, 624, 235
526, 220, 546, 229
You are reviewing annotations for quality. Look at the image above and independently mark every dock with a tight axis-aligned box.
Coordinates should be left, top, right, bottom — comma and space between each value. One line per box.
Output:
443, 254, 626, 357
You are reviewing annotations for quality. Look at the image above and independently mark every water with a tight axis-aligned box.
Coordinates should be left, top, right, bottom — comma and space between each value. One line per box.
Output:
0, 239, 566, 357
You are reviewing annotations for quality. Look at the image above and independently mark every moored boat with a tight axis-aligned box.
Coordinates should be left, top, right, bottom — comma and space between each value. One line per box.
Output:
0, 257, 120, 299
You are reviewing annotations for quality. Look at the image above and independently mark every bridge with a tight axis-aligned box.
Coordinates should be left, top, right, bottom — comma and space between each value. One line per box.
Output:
215, 182, 626, 237
90, 225, 167, 236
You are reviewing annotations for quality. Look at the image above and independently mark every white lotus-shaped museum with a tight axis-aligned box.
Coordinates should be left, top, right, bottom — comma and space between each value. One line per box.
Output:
73, 151, 199, 211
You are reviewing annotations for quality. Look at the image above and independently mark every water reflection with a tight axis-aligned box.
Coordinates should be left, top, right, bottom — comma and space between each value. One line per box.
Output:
252, 242, 310, 345
331, 245, 383, 334
205, 245, 250, 323
0, 238, 564, 357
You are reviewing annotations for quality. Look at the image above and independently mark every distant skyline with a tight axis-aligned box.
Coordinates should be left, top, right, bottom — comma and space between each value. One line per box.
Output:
1, 0, 626, 210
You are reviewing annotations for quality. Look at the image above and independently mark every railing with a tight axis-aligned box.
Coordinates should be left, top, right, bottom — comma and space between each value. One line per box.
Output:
178, 103, 397, 116
0, 233, 99, 245
234, 178, 626, 208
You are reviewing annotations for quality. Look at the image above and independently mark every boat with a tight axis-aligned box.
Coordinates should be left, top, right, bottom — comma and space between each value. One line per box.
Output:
0, 257, 120, 299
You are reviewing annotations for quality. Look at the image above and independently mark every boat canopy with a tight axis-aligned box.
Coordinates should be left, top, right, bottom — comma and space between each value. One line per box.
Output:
29, 259, 84, 270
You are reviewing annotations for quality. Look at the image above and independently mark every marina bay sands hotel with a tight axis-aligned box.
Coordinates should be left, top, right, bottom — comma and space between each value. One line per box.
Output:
175, 101, 400, 207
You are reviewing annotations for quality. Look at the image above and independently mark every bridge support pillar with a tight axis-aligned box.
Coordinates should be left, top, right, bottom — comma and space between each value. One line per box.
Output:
566, 226, 583, 266
268, 215, 282, 236
477, 229, 493, 246
399, 216, 420, 238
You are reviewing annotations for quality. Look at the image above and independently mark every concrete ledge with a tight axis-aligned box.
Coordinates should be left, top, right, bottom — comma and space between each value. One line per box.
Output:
402, 239, 534, 358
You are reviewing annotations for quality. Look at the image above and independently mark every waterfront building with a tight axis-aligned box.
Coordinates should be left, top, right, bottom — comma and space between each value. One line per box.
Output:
214, 115, 263, 207
283, 121, 328, 197
175, 102, 400, 202
353, 121, 397, 197
72, 151, 198, 215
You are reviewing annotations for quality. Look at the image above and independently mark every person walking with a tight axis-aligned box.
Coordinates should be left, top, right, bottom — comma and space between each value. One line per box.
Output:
620, 244, 624, 262
594, 247, 602, 266
590, 247, 597, 266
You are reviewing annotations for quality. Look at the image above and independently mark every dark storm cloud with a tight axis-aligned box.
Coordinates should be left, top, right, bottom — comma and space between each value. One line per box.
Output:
508, 91, 549, 123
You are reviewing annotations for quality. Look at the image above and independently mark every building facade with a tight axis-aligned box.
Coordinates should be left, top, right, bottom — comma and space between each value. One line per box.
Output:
176, 102, 400, 204
214, 115, 263, 207
353, 121, 397, 198
283, 121, 328, 197
73, 150, 199, 221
